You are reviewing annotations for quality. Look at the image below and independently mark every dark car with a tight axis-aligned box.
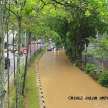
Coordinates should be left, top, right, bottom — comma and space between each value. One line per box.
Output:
5, 57, 10, 69
47, 46, 53, 51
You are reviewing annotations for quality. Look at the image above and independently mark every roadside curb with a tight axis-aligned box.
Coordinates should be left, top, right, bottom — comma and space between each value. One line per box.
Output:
36, 61, 46, 108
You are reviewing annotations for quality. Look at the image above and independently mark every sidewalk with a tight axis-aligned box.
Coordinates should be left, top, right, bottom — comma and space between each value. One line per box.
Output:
37, 51, 108, 108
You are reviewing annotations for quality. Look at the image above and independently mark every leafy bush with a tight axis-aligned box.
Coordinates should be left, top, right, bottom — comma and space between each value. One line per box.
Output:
85, 63, 97, 74
85, 63, 98, 79
98, 71, 108, 87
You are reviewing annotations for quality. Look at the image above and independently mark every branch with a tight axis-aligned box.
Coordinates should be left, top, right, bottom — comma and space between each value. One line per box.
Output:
6, 6, 18, 17
52, 0, 71, 7
37, 0, 50, 11
40, 0, 47, 10
41, 0, 53, 6
20, 0, 27, 12
40, 0, 47, 5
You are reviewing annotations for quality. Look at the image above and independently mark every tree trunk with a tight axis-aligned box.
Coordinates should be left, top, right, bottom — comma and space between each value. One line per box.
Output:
0, 1, 6, 108
84, 44, 87, 70
16, 16, 22, 108
29, 32, 32, 61
6, 18, 10, 108
22, 32, 30, 96
12, 31, 16, 84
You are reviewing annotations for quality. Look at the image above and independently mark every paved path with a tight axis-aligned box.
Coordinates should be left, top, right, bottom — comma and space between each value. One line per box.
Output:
38, 51, 108, 108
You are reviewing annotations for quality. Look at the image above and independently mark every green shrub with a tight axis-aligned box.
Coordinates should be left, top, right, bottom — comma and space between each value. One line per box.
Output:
85, 63, 97, 74
85, 63, 98, 79
98, 71, 108, 87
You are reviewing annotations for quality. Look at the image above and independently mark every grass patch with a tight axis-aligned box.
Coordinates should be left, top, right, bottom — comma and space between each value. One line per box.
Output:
9, 65, 25, 108
24, 63, 40, 108
9, 84, 16, 108
24, 49, 44, 108
9, 49, 45, 108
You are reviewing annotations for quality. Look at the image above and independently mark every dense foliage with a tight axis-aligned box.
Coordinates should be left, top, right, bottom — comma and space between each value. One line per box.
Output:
98, 71, 108, 87
0, 0, 108, 108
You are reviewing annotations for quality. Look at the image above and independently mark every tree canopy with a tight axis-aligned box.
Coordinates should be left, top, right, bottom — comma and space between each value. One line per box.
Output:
1, 0, 108, 107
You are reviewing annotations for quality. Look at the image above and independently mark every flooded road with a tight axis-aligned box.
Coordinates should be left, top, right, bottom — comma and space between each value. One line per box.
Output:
38, 51, 108, 108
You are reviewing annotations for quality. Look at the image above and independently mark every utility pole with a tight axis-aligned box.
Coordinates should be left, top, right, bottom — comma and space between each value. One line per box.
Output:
0, 0, 6, 108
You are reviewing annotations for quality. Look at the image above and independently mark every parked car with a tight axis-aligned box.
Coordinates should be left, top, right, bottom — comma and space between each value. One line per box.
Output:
47, 44, 55, 51
11, 47, 17, 53
5, 57, 10, 69
47, 46, 52, 51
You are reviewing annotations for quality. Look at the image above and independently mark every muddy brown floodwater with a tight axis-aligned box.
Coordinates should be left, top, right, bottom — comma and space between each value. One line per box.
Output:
38, 50, 108, 108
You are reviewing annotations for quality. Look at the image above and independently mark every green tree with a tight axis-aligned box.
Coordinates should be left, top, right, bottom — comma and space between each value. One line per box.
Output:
0, 1, 6, 108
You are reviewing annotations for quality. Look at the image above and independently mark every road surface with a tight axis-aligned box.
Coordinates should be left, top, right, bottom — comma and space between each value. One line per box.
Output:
38, 50, 108, 108
4, 43, 41, 84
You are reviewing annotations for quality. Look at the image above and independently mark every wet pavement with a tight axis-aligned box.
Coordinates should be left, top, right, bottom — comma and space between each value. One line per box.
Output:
4, 44, 42, 84
4, 51, 25, 83
38, 50, 108, 108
